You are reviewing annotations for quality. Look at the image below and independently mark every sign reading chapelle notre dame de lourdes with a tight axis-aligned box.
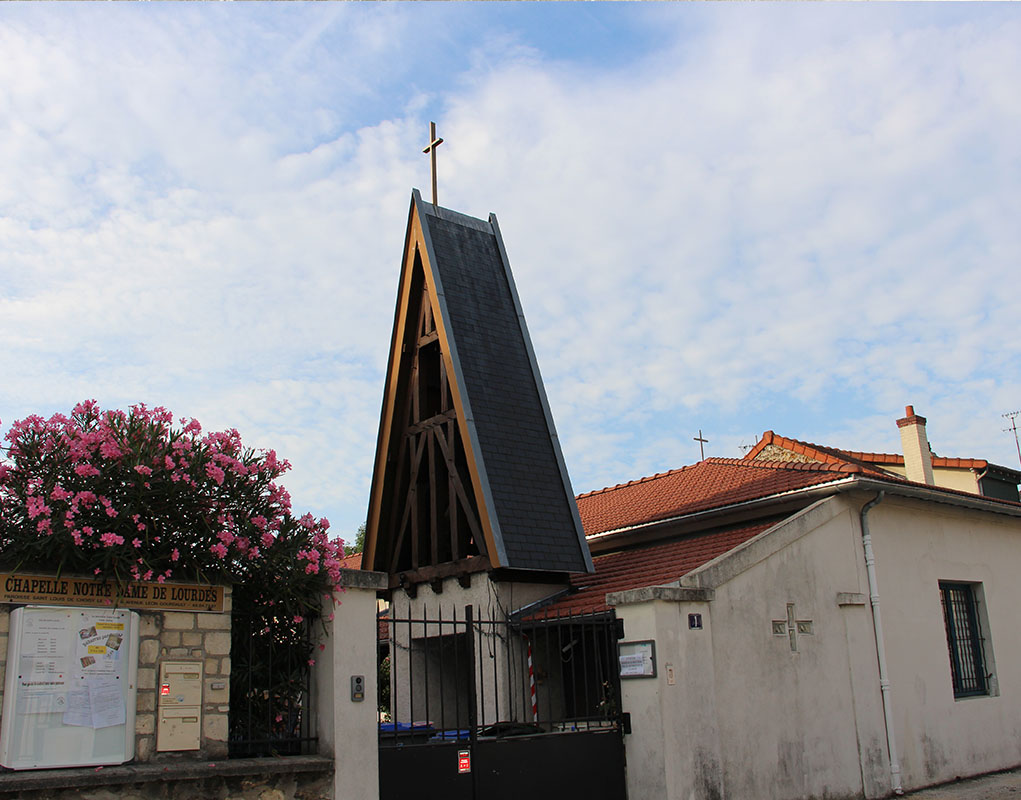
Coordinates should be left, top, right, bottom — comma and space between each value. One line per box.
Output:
0, 573, 223, 613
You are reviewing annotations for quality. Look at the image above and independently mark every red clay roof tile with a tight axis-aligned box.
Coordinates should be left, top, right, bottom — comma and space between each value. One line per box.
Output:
540, 521, 775, 615
576, 458, 856, 537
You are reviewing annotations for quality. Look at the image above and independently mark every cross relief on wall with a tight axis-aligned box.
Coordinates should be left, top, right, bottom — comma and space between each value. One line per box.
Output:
772, 602, 814, 652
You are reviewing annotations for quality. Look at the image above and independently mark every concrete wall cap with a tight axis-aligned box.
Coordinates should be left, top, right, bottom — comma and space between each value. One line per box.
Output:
335, 568, 387, 590
606, 585, 714, 607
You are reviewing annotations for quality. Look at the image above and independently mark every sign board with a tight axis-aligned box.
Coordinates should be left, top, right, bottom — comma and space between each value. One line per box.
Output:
618, 639, 657, 678
0, 606, 139, 770
0, 573, 223, 613
457, 749, 471, 773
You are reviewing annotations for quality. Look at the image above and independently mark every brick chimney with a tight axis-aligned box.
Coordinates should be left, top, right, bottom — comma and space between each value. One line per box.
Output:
896, 405, 934, 485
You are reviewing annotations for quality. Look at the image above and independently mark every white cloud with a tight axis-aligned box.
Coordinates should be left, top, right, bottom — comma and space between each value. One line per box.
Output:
2, 5, 1020, 536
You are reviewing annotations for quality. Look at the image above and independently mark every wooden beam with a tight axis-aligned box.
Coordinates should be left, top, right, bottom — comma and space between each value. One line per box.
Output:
389, 556, 492, 590
428, 431, 438, 566
407, 409, 457, 436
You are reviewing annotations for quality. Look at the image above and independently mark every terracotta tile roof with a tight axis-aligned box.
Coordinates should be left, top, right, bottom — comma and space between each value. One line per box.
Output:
339, 551, 363, 570
746, 431, 990, 472
537, 521, 776, 615
576, 458, 858, 537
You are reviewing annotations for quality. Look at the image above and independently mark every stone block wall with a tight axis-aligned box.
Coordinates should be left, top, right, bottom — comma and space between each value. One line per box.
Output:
0, 606, 9, 701
135, 587, 233, 761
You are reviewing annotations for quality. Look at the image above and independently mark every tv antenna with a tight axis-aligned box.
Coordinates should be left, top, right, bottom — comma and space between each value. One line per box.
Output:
1004, 411, 1021, 468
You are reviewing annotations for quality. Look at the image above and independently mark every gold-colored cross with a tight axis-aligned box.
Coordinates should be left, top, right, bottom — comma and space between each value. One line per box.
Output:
422, 121, 444, 206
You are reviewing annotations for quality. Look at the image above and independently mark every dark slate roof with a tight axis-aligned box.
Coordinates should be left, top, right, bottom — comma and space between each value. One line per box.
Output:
417, 193, 592, 573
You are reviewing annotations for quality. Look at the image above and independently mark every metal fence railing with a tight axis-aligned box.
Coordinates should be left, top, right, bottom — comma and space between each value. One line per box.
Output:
379, 603, 624, 748
229, 611, 318, 757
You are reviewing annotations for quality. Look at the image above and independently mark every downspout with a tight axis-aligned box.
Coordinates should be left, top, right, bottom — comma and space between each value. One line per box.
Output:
860, 491, 904, 796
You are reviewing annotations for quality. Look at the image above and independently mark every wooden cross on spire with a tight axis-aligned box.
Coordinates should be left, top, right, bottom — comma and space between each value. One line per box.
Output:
422, 121, 444, 206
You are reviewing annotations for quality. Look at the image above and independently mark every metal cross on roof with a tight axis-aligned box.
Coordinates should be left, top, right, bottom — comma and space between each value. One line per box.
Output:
422, 121, 444, 206
694, 430, 709, 461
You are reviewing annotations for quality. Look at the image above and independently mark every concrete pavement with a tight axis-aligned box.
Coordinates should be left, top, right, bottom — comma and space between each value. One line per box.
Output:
901, 767, 1021, 799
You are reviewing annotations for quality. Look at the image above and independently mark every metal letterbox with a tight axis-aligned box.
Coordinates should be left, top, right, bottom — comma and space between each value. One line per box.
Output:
157, 661, 202, 751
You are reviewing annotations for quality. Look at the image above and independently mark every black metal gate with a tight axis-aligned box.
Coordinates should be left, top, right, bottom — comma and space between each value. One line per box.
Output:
379, 603, 628, 800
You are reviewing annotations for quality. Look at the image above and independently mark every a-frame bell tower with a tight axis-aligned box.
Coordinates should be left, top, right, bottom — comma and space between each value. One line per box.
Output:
364, 190, 593, 590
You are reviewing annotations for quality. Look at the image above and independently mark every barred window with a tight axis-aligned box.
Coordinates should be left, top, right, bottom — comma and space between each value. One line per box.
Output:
939, 582, 987, 698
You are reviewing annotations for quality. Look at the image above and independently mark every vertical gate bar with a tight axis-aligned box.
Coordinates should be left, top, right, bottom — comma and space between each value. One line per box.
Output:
388, 608, 397, 744
566, 612, 576, 722
246, 615, 253, 755
580, 615, 591, 726
454, 606, 462, 737
611, 612, 623, 726
476, 611, 486, 730
407, 604, 415, 729
465, 605, 478, 741
491, 618, 500, 727
437, 604, 446, 735
503, 618, 513, 723
546, 610, 554, 729
423, 603, 431, 734
267, 618, 274, 750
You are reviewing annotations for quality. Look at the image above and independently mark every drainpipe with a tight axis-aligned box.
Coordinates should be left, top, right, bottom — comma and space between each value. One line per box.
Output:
860, 491, 903, 796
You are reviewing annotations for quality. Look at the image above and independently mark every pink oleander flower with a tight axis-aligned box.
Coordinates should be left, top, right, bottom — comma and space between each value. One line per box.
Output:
133, 465, 152, 477
293, 615, 303, 624
171, 548, 180, 562
210, 543, 228, 559
100, 532, 124, 547
132, 538, 142, 548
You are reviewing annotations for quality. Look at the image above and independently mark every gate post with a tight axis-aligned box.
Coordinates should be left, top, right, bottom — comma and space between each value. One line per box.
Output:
316, 568, 387, 800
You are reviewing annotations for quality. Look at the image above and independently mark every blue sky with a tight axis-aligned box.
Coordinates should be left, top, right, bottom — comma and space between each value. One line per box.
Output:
2, 4, 1020, 546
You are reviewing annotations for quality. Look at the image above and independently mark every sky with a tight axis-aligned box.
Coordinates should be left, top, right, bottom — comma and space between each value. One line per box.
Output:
2, 3, 1020, 546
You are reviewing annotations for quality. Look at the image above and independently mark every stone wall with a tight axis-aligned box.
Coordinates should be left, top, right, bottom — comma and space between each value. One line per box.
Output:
0, 606, 9, 704
135, 588, 233, 761
0, 756, 333, 800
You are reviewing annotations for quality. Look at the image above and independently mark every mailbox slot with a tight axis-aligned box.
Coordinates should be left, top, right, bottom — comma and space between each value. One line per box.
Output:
157, 660, 202, 751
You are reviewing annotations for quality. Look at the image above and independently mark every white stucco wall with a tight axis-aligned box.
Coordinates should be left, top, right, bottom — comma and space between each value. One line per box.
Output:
868, 497, 1021, 789
612, 492, 1021, 800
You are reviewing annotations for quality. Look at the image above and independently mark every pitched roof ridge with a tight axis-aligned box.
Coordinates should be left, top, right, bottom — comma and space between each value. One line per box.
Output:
756, 434, 993, 472
577, 463, 701, 499
721, 456, 860, 474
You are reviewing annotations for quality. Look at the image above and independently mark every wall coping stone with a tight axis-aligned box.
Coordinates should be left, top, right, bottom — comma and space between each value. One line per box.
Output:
0, 755, 333, 793
606, 585, 715, 606
336, 568, 387, 590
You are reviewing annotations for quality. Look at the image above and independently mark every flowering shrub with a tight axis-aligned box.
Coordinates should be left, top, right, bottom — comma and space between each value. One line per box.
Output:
0, 400, 345, 623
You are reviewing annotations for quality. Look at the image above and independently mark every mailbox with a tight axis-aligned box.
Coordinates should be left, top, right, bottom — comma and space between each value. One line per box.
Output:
157, 661, 203, 751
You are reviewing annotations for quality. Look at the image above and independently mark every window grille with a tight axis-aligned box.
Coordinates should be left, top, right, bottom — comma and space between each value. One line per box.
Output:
939, 582, 987, 698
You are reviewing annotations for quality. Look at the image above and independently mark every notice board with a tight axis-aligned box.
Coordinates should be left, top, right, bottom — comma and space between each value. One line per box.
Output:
0, 605, 139, 770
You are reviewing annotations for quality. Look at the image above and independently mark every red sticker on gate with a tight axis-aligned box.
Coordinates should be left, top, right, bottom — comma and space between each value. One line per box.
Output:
457, 750, 471, 774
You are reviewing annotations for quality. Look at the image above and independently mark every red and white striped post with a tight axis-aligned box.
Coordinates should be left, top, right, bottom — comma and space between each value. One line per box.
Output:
525, 635, 538, 723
